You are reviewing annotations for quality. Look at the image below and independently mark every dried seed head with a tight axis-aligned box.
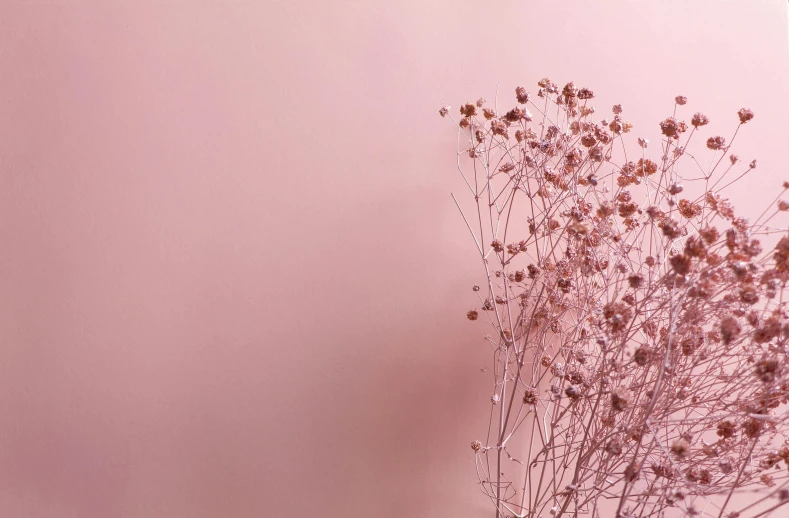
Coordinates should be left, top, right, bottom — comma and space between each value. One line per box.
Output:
738, 108, 754, 124
515, 86, 529, 104
754, 357, 780, 383
606, 437, 623, 455
691, 113, 709, 128
467, 310, 479, 321
660, 117, 686, 139
745, 418, 764, 438
678, 199, 701, 219
633, 346, 653, 366
577, 87, 595, 100
707, 136, 726, 150
490, 120, 508, 137
719, 458, 734, 474
460, 103, 477, 117
611, 387, 630, 412
670, 254, 692, 275
700, 226, 720, 244
562, 82, 577, 98
660, 219, 682, 239
675, 95, 688, 105
523, 386, 538, 405
671, 438, 690, 457
471, 440, 482, 452
565, 385, 581, 399
603, 302, 633, 333
721, 316, 742, 345
438, 106, 450, 117
624, 462, 641, 482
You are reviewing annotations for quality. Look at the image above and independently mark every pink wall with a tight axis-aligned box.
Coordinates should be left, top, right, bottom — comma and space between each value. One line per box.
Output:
0, 1, 787, 516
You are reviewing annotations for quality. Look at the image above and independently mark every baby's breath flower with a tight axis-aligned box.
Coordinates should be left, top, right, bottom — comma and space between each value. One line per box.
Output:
738, 108, 754, 124
491, 120, 508, 138
675, 95, 687, 105
691, 113, 709, 128
611, 387, 630, 412
577, 87, 595, 100
523, 386, 538, 404
706, 136, 726, 150
671, 438, 690, 457
562, 82, 577, 98
460, 103, 477, 117
565, 385, 581, 399
660, 117, 686, 139
579, 105, 595, 117
444, 78, 784, 518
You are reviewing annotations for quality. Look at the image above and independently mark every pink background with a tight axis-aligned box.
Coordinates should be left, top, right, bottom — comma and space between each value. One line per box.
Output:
0, 1, 788, 516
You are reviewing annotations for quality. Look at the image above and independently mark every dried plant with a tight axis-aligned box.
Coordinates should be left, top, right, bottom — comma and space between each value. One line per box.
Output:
440, 79, 789, 518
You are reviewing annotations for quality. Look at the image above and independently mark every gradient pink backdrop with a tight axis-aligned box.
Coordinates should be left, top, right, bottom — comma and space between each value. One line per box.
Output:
0, 1, 788, 516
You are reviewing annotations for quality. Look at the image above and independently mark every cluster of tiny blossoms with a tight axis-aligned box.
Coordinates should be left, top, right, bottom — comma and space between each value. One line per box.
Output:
442, 78, 789, 518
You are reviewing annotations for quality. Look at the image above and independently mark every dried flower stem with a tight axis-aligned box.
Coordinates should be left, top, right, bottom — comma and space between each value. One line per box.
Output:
443, 79, 789, 518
